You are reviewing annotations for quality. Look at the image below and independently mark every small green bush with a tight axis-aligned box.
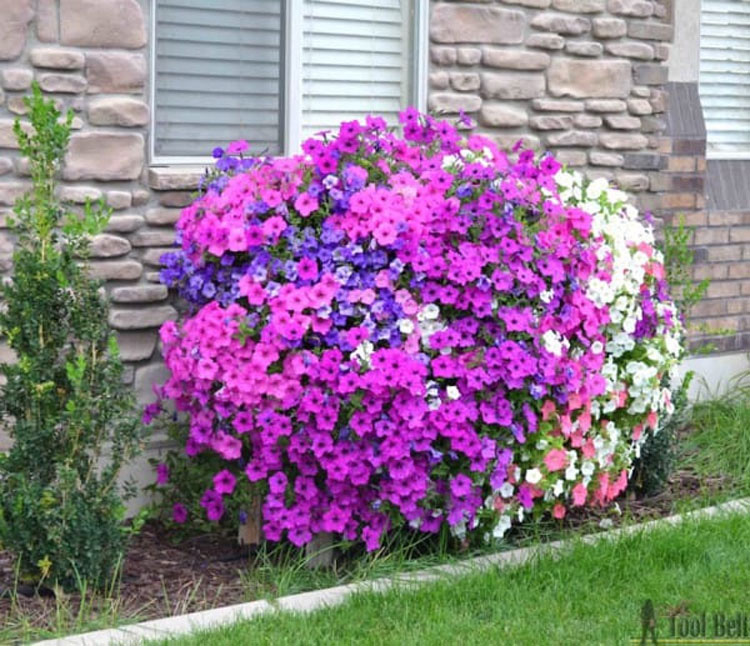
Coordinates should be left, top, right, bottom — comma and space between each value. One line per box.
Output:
630, 215, 707, 497
0, 84, 142, 589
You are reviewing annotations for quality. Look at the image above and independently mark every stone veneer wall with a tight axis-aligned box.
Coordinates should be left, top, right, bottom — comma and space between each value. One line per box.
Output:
0, 0, 728, 453
428, 0, 672, 196
0, 0, 174, 455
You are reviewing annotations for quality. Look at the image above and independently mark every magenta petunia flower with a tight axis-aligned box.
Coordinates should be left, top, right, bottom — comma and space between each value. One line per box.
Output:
172, 503, 188, 524
147, 108, 683, 553
213, 469, 237, 496
156, 462, 169, 485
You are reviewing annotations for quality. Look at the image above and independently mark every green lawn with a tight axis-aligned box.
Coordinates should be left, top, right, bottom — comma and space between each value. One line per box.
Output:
5, 395, 750, 645
148, 511, 750, 646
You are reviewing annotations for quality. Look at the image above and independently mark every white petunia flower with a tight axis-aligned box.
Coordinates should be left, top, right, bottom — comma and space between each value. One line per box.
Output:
525, 468, 543, 485
398, 318, 415, 335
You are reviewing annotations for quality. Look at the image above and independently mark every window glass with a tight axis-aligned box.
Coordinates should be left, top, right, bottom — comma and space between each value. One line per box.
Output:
154, 0, 285, 158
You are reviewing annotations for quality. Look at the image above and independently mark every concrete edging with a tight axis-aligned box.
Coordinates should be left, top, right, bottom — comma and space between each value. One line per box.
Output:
32, 497, 750, 646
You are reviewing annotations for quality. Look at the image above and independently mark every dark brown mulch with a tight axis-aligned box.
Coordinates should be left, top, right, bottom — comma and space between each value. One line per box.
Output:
0, 464, 736, 640
0, 522, 250, 637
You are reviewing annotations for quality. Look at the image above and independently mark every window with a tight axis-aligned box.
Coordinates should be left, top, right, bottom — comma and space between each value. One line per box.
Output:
700, 0, 750, 159
151, 0, 427, 163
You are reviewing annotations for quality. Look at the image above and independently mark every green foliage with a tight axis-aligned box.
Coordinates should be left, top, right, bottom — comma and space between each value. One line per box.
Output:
662, 214, 709, 327
143, 513, 750, 646
684, 378, 750, 496
0, 83, 142, 589
630, 372, 692, 497
145, 417, 252, 538
630, 214, 706, 497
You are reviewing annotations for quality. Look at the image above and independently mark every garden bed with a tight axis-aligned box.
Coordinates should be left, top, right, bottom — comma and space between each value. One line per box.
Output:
0, 451, 731, 644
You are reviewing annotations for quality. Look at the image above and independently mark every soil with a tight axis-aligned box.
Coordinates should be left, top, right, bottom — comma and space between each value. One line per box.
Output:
0, 523, 249, 639
0, 461, 735, 640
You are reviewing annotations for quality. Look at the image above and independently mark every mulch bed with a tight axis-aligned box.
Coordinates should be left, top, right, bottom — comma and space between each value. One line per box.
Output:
0, 523, 249, 638
0, 463, 735, 640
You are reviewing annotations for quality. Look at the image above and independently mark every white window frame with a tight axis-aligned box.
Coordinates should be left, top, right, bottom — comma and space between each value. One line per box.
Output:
149, 0, 429, 166
699, 0, 750, 161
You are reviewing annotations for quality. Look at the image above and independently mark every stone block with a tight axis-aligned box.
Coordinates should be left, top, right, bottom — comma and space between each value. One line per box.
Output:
552, 0, 605, 11
599, 133, 649, 150
30, 48, 85, 70
58, 185, 101, 203
0, 182, 30, 206
546, 130, 598, 146
109, 305, 177, 330
430, 72, 449, 90
585, 99, 627, 112
592, 17, 627, 38
1, 68, 33, 91
86, 52, 147, 94
38, 73, 87, 94
428, 93, 482, 114
145, 208, 181, 225
565, 42, 603, 57
605, 42, 654, 60
633, 63, 668, 86
481, 72, 546, 99
90, 234, 131, 258
492, 133, 542, 150
548, 59, 631, 98
37, 0, 58, 42
130, 230, 176, 248
532, 98, 584, 112
115, 331, 157, 362
627, 98, 653, 115
526, 34, 566, 50
0, 0, 33, 61
616, 173, 649, 191
589, 151, 624, 166
574, 113, 603, 128
457, 47, 482, 65
111, 285, 168, 303
607, 0, 654, 17
88, 259, 143, 281
531, 13, 591, 35
450, 72, 481, 92
529, 115, 574, 130
500, 0, 550, 6
106, 191, 133, 210
553, 150, 588, 166
88, 97, 149, 127
134, 363, 171, 405
64, 132, 144, 181
604, 114, 642, 129
141, 248, 174, 267
431, 6, 526, 44
430, 46, 457, 66
132, 189, 150, 206
0, 119, 32, 149
158, 192, 194, 208
482, 48, 550, 70
60, 0, 146, 48
480, 104, 529, 128
106, 215, 144, 233
623, 152, 663, 170
628, 21, 674, 41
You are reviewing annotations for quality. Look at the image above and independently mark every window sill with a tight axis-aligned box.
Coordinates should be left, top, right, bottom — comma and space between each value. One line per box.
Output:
147, 165, 208, 191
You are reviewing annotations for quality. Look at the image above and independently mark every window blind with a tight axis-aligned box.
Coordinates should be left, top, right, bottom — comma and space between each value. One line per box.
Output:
154, 0, 284, 158
700, 0, 750, 156
301, 0, 412, 137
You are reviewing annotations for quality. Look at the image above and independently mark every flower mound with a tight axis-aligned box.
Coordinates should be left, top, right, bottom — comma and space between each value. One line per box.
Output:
148, 110, 683, 549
